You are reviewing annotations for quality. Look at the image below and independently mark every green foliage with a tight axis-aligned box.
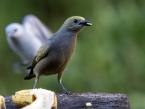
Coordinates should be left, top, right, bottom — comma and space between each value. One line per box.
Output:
0, 0, 145, 108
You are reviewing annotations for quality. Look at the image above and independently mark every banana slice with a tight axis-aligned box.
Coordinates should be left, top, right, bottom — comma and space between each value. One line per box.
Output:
0, 96, 6, 109
12, 89, 57, 109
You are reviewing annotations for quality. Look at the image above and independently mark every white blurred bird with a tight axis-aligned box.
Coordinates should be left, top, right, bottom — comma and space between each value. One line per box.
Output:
5, 15, 53, 65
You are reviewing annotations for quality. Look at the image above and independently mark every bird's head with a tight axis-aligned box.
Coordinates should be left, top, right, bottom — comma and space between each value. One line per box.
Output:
5, 23, 24, 38
62, 16, 92, 32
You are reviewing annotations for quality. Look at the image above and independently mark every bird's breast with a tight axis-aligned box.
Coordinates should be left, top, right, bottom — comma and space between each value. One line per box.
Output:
35, 34, 77, 75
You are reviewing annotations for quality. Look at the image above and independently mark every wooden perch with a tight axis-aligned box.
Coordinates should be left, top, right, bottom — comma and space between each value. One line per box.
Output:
2, 89, 130, 109
57, 93, 130, 109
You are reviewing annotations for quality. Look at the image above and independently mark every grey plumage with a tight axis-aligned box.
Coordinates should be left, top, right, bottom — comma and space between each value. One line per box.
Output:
5, 15, 53, 65
25, 16, 92, 94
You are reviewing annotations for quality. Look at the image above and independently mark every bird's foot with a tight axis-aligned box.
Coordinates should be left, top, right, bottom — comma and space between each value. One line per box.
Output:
63, 89, 72, 95
58, 80, 72, 95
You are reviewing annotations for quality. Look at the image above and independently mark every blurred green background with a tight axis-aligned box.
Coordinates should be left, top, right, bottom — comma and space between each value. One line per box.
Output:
0, 0, 145, 108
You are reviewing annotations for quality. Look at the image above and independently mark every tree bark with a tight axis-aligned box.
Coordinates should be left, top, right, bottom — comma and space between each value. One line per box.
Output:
5, 93, 130, 109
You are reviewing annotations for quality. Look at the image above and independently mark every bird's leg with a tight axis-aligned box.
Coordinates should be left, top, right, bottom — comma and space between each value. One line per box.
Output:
33, 74, 39, 89
58, 73, 71, 94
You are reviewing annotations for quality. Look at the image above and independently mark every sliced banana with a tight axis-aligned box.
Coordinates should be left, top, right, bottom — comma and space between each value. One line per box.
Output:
0, 96, 6, 109
12, 89, 57, 109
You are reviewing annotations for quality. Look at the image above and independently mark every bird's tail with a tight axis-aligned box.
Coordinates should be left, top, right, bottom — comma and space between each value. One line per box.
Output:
24, 66, 35, 80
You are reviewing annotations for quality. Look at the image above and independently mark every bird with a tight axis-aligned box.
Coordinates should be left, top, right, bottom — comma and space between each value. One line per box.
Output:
24, 16, 92, 94
5, 15, 53, 65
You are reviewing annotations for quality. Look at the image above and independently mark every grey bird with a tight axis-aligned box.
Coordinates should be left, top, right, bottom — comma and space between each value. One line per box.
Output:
24, 16, 92, 94
5, 15, 53, 65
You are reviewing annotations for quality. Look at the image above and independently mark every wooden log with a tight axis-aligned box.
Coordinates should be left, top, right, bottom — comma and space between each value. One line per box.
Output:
4, 92, 130, 109
57, 93, 130, 109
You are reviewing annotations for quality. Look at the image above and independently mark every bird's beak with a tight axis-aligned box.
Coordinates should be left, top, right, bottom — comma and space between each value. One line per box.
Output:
79, 20, 92, 26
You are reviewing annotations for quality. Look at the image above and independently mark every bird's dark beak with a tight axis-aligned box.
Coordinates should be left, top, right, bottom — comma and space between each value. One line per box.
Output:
79, 20, 92, 26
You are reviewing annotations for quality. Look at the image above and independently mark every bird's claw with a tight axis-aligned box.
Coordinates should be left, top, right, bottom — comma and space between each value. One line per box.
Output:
63, 90, 72, 95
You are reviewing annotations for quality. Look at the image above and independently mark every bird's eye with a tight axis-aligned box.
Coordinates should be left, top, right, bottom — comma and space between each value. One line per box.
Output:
73, 19, 78, 23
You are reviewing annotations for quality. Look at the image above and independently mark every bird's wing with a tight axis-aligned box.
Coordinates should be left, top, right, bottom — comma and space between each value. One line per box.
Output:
28, 43, 50, 68
22, 15, 53, 42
